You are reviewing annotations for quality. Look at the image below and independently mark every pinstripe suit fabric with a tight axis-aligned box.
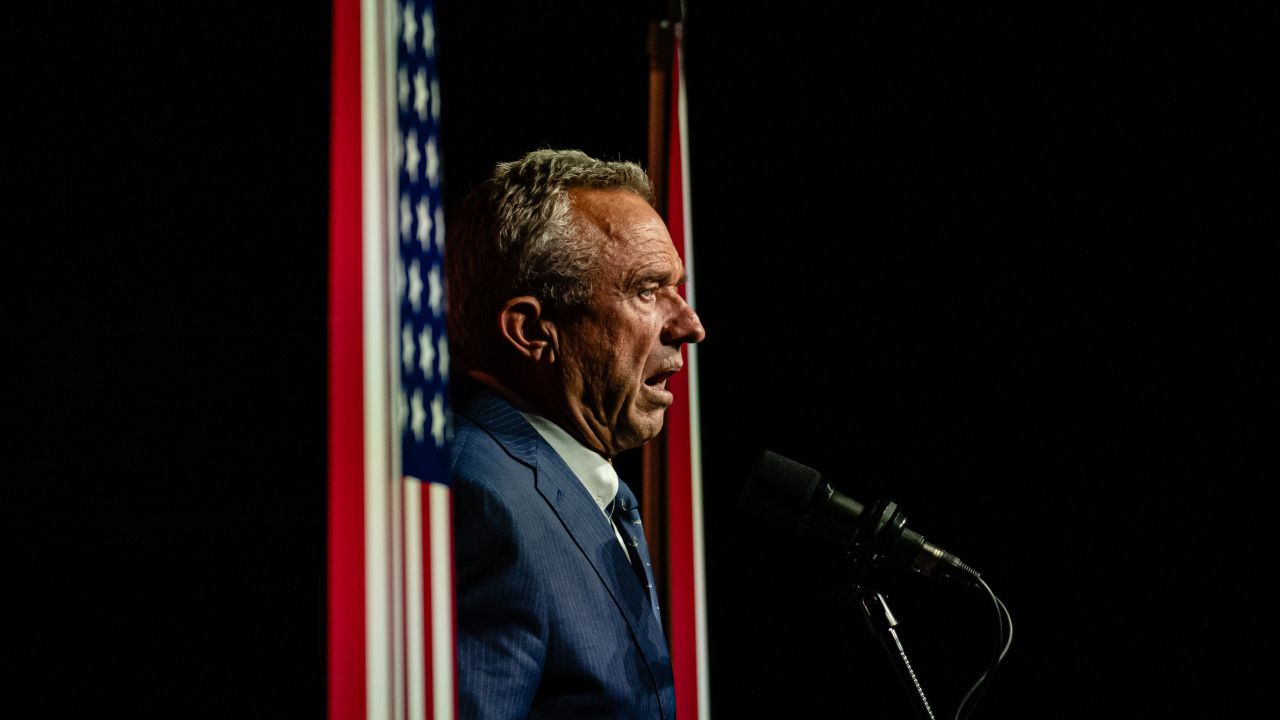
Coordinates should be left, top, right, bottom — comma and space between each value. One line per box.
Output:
451, 389, 676, 719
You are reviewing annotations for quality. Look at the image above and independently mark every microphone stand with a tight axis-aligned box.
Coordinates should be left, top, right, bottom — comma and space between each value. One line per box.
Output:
848, 581, 937, 720
842, 498, 937, 720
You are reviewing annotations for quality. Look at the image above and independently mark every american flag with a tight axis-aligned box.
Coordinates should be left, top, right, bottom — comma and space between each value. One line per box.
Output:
329, 1, 454, 718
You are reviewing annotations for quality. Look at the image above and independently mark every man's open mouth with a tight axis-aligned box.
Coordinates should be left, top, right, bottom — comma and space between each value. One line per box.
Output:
645, 368, 678, 389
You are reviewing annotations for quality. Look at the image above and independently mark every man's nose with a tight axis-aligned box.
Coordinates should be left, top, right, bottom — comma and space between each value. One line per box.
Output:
662, 293, 706, 345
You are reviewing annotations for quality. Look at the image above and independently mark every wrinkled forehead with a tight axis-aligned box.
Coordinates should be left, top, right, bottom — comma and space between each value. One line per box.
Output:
569, 188, 681, 265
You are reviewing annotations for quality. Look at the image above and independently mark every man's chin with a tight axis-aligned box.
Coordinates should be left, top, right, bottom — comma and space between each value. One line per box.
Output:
614, 413, 667, 453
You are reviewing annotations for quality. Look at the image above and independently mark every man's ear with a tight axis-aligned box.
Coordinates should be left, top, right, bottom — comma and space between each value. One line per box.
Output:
498, 296, 558, 363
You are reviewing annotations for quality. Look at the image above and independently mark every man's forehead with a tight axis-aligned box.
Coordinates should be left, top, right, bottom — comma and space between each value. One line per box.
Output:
571, 189, 679, 260
569, 187, 660, 230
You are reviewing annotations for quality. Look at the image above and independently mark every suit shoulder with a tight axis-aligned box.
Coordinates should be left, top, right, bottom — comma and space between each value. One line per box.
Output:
448, 412, 535, 498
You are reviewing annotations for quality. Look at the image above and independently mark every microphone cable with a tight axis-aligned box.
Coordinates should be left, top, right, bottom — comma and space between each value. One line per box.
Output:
954, 574, 1012, 720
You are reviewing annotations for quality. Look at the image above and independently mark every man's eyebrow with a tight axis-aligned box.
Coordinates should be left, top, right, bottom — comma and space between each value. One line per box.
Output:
632, 268, 688, 286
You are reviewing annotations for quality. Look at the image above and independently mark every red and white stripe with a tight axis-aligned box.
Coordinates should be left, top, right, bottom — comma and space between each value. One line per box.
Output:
664, 28, 712, 720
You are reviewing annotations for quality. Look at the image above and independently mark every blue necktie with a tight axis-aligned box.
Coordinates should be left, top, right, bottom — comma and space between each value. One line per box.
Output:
612, 481, 662, 625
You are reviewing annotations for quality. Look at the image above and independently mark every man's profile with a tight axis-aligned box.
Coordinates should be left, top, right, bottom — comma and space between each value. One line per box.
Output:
446, 149, 705, 719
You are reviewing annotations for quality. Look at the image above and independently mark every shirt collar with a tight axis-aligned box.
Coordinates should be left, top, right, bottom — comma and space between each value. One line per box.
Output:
518, 410, 619, 513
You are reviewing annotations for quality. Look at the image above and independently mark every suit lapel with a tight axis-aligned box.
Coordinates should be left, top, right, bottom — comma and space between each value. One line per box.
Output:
459, 390, 672, 690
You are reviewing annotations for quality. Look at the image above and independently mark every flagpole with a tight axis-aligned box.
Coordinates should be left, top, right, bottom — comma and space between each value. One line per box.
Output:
642, 17, 676, 617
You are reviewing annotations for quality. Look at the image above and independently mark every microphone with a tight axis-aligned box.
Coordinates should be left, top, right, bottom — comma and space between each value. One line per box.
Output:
741, 451, 979, 584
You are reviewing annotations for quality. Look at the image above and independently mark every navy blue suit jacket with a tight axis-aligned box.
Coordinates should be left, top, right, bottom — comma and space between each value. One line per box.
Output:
450, 388, 676, 720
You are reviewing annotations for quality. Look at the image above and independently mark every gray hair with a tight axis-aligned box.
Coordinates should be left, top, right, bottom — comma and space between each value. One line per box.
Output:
445, 149, 653, 373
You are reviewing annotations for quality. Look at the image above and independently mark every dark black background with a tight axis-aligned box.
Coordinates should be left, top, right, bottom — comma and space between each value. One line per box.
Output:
8, 1, 1274, 716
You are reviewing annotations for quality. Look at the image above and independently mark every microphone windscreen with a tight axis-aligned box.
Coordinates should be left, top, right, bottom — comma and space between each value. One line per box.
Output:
740, 451, 824, 528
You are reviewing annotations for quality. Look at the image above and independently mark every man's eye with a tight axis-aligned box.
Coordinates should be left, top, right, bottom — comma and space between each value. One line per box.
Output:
639, 287, 657, 300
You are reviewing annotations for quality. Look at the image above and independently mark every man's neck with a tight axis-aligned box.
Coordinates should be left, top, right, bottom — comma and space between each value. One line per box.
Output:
466, 370, 538, 414
467, 369, 613, 460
